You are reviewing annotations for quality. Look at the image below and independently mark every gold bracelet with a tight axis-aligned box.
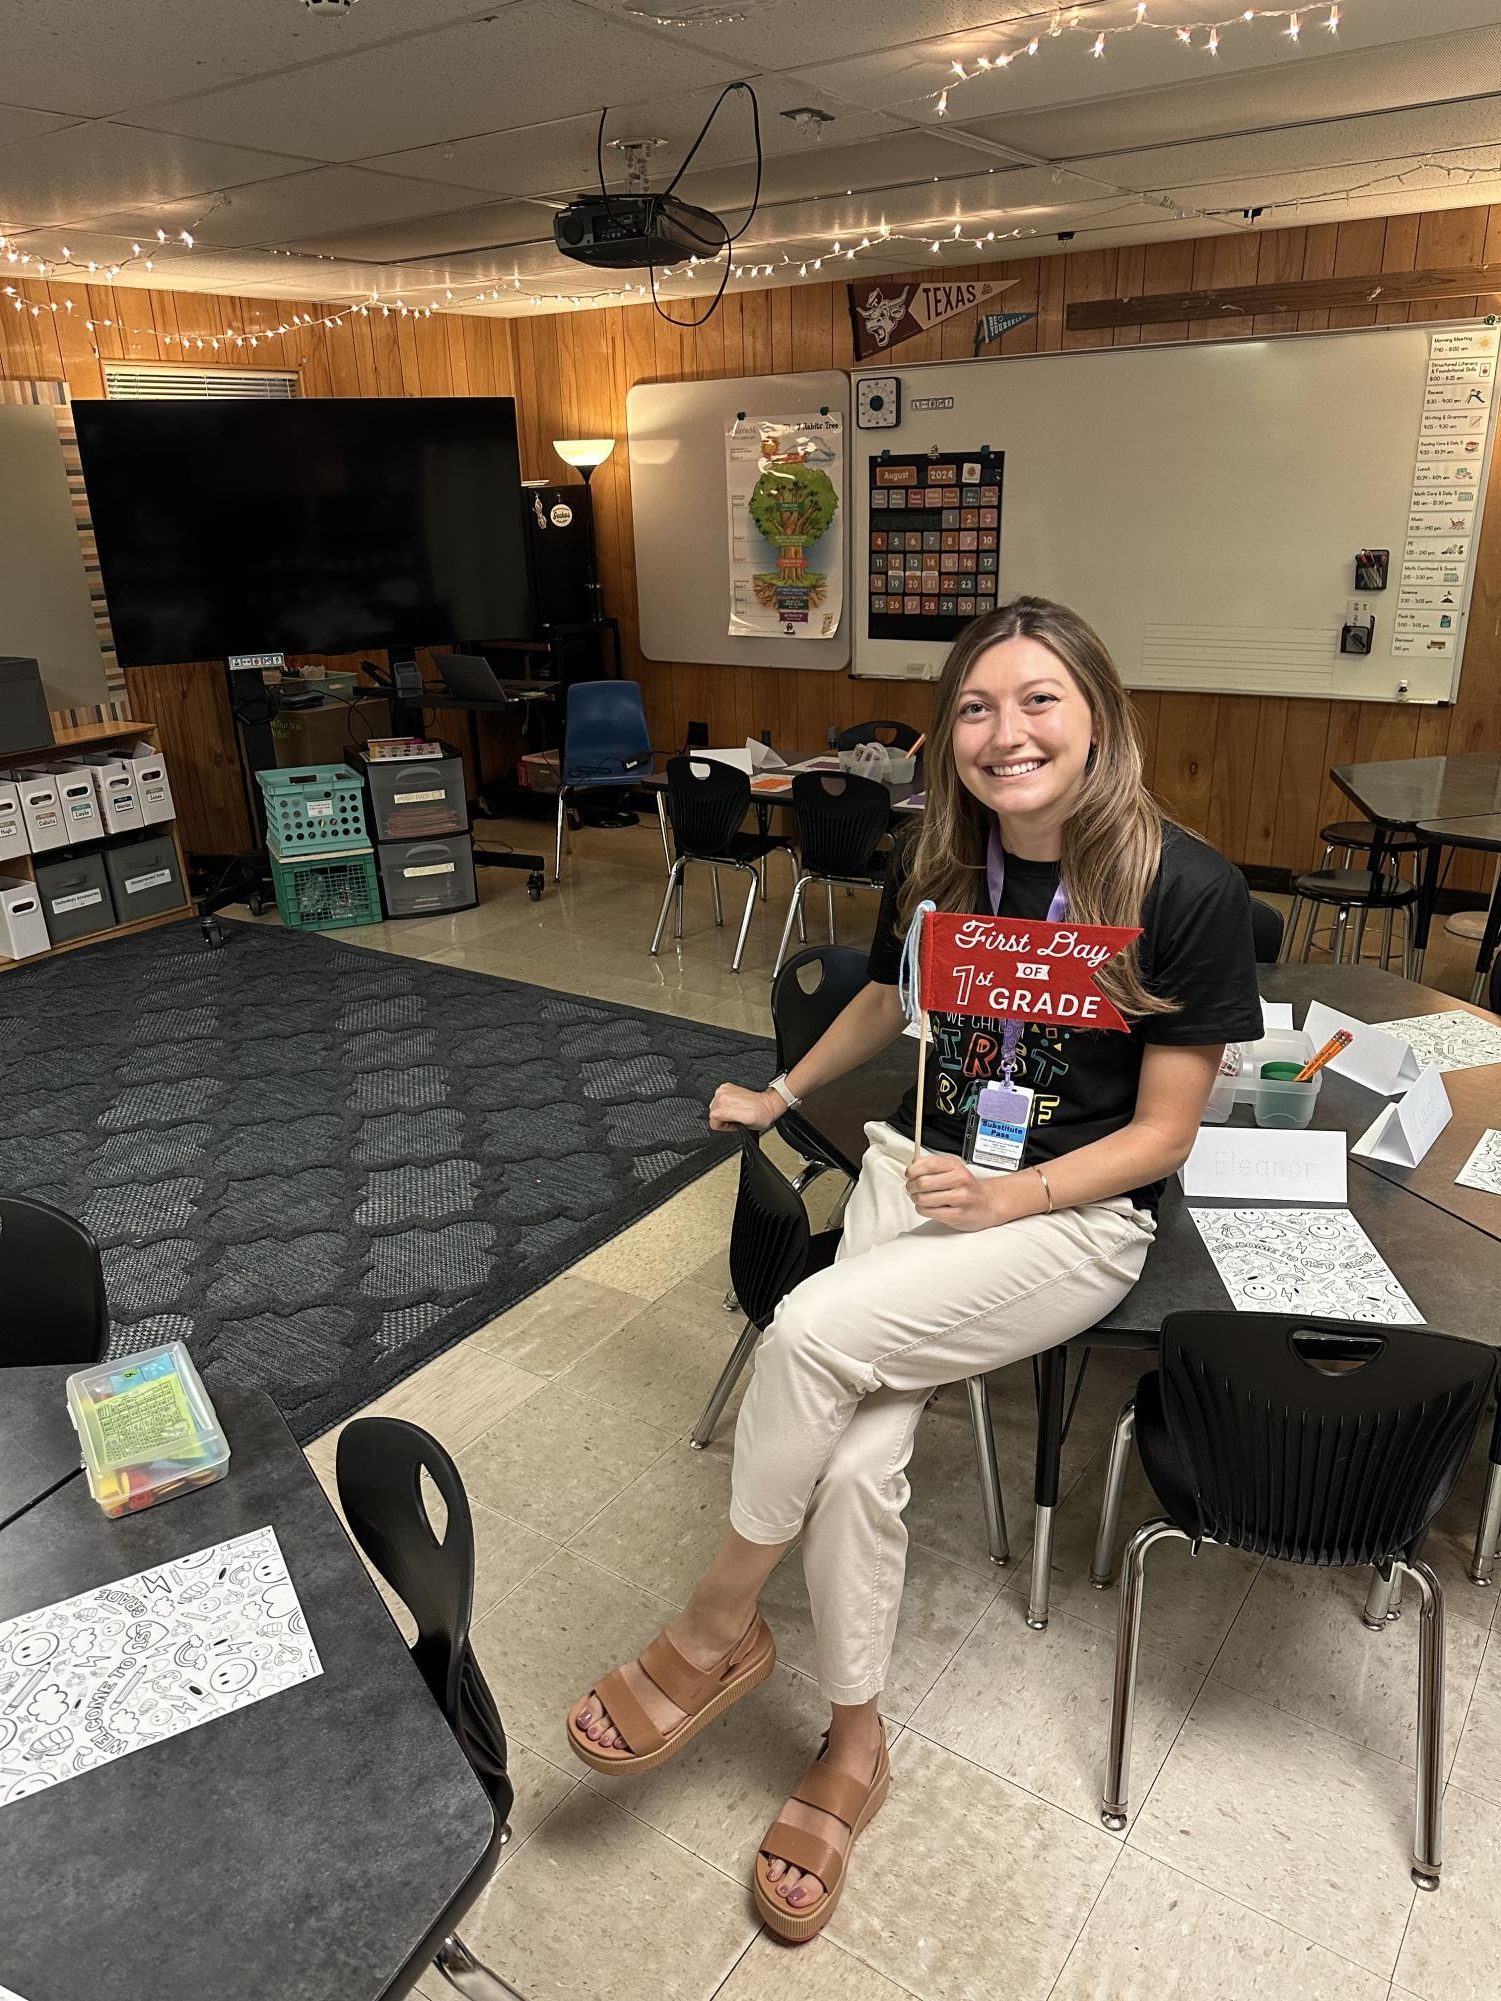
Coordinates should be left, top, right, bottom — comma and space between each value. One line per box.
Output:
1033, 1165, 1055, 1215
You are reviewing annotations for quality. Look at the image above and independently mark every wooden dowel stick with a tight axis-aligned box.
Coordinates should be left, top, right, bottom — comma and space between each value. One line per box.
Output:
912, 1010, 929, 1158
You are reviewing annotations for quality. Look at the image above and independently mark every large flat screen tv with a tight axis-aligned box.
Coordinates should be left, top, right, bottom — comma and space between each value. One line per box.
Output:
73, 396, 532, 665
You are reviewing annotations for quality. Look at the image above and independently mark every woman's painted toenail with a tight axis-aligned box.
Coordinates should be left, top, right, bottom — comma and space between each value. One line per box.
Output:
788, 1889, 806, 1906
578, 1708, 592, 1725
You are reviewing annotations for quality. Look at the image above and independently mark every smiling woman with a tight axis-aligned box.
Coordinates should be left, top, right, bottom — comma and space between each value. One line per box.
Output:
565, 594, 1263, 1943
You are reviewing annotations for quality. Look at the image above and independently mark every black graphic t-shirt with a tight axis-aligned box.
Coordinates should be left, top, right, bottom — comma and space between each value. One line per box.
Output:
866, 821, 1263, 1210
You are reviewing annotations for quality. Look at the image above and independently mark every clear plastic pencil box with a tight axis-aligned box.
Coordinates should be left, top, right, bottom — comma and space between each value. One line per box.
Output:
65, 1341, 230, 1518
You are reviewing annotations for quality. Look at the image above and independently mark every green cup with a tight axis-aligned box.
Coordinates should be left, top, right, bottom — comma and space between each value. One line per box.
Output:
1260, 1061, 1306, 1082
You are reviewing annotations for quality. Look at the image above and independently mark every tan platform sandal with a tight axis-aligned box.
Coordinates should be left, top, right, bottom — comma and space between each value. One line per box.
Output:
565, 1612, 776, 1776
753, 1727, 890, 1943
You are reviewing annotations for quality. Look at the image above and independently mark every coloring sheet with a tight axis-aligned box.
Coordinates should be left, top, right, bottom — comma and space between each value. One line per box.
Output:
1456, 1128, 1501, 1195
1189, 1208, 1423, 1324
1374, 1010, 1501, 1074
0, 1525, 321, 1809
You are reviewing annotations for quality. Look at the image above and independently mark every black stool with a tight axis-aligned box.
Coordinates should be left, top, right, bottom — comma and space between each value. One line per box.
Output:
1280, 866, 1417, 973
1319, 819, 1422, 874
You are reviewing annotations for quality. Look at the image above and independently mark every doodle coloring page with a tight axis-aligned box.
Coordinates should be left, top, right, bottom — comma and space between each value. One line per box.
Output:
1374, 1010, 1501, 1074
1455, 1127, 1501, 1195
1189, 1208, 1423, 1324
0, 1525, 321, 1810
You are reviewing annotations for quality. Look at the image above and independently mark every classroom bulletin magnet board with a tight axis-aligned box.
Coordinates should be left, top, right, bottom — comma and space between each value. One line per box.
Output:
628, 371, 850, 671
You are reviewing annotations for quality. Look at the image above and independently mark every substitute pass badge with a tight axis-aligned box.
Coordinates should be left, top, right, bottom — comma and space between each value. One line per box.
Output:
968, 1081, 1035, 1174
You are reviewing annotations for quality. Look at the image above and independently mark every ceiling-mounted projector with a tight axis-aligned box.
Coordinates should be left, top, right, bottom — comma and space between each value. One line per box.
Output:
553, 193, 729, 271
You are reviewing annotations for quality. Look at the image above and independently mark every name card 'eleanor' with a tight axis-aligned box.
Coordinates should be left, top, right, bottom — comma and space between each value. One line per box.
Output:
919, 912, 1142, 1031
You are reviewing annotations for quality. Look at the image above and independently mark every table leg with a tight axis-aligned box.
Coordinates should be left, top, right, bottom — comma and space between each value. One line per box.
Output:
1411, 837, 1443, 984
1468, 854, 1501, 1006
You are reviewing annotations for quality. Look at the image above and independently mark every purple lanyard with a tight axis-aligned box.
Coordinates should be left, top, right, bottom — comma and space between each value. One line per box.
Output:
986, 826, 1067, 1083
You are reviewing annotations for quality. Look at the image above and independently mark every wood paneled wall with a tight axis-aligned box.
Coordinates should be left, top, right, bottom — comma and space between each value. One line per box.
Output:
4, 206, 1500, 883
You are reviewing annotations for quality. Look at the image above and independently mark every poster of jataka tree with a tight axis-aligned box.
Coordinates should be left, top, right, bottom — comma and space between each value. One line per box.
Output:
726, 413, 844, 639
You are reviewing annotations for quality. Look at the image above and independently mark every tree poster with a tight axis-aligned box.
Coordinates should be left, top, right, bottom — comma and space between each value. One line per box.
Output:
726, 413, 843, 639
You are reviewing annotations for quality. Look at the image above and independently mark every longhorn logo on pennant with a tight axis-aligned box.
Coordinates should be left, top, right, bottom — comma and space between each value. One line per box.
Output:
919, 912, 1142, 1033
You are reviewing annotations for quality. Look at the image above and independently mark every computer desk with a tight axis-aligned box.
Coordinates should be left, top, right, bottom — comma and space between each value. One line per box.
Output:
390, 679, 557, 900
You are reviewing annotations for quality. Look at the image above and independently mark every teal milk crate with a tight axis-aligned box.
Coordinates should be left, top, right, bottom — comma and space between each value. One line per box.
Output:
256, 763, 368, 853
270, 848, 381, 931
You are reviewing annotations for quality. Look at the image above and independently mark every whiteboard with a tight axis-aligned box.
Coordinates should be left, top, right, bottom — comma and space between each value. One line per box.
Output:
0, 406, 108, 711
851, 323, 1499, 703
627, 370, 850, 670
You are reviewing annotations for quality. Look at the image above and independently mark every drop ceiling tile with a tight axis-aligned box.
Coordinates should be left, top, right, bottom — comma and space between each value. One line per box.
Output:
0, 123, 317, 230
1089, 99, 1501, 199
960, 22, 1501, 162
1155, 150, 1501, 219
0, 0, 524, 118
576, 0, 1038, 68
83, 168, 525, 256
364, 75, 896, 199
122, 1, 747, 163
788, 0, 1501, 121
278, 198, 552, 263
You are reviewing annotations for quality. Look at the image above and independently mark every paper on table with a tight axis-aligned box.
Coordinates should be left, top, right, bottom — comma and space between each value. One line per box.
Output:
1456, 1128, 1501, 1194
1189, 1208, 1423, 1323
0, 1984, 30, 2000
745, 737, 787, 771
1375, 1010, 1501, 1074
1180, 1127, 1348, 1204
693, 746, 754, 774
1302, 999, 1421, 1096
0, 1525, 321, 1809
1260, 1001, 1295, 1032
1351, 1064, 1452, 1169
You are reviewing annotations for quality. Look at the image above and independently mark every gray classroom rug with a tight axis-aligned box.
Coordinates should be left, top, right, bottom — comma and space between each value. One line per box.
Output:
4, 920, 773, 1441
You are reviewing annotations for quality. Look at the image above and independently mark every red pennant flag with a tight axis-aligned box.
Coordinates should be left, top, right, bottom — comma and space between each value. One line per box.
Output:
918, 911, 1142, 1034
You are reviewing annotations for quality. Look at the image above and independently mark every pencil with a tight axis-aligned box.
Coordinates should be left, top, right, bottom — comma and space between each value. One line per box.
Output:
1293, 1029, 1354, 1083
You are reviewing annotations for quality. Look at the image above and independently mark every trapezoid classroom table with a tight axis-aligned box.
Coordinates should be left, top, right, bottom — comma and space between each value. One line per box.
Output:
1331, 752, 1501, 980
794, 961, 1501, 1626
0, 1380, 497, 2001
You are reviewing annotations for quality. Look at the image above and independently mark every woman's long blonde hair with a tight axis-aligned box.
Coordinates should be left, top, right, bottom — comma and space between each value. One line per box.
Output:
899, 595, 1174, 1019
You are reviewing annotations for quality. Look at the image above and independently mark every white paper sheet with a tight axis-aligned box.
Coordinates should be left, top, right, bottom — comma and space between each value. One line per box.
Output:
1351, 1064, 1453, 1169
1260, 1001, 1295, 1032
1456, 1128, 1501, 1194
0, 1526, 321, 1809
1180, 1128, 1348, 1204
1189, 1208, 1423, 1323
1374, 1011, 1501, 1075
1302, 999, 1420, 1096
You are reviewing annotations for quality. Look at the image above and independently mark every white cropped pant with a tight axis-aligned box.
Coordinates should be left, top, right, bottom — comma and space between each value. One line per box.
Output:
728, 1122, 1156, 1703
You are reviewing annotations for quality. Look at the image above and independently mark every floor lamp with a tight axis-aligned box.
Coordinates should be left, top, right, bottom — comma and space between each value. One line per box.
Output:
551, 438, 634, 824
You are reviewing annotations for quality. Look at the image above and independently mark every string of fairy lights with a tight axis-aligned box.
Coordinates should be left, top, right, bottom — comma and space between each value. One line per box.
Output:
932, 3, 1345, 116
0, 0, 1490, 352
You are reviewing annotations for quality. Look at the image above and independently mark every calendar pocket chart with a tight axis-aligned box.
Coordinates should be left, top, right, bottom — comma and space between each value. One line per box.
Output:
868, 450, 1003, 642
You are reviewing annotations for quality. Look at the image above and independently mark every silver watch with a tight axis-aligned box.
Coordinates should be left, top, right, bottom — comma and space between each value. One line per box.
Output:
767, 1073, 802, 1111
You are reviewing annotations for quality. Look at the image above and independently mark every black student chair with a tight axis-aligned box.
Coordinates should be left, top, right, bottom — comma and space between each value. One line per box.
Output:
650, 756, 793, 973
1099, 1312, 1495, 1891
1249, 896, 1284, 964
691, 1131, 1011, 1571
0, 1195, 109, 1366
835, 721, 923, 753
769, 946, 870, 1201
335, 1418, 525, 2001
771, 772, 892, 981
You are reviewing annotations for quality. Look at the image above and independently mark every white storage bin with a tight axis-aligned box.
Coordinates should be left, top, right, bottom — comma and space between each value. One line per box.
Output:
126, 741, 175, 826
0, 875, 50, 959
52, 764, 104, 842
81, 753, 142, 835
16, 770, 68, 853
0, 779, 29, 864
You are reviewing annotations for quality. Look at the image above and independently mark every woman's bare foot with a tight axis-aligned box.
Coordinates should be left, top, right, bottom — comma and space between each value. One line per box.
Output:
761, 1716, 884, 1909
572, 1600, 761, 1753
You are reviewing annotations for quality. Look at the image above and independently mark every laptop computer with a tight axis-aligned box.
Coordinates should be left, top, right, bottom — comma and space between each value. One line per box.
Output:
436, 653, 510, 701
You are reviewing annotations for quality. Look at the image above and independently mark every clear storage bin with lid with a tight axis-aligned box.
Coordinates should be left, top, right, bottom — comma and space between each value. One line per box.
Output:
65, 1341, 229, 1518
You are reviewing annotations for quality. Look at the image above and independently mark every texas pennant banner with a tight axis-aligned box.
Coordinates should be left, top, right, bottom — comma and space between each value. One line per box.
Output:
849, 277, 1017, 360
919, 911, 1142, 1034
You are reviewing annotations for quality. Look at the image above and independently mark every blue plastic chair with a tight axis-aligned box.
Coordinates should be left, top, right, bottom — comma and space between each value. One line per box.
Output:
554, 680, 662, 880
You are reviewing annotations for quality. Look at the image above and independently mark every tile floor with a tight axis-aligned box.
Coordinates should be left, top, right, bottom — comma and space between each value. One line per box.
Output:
241, 807, 1501, 2001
